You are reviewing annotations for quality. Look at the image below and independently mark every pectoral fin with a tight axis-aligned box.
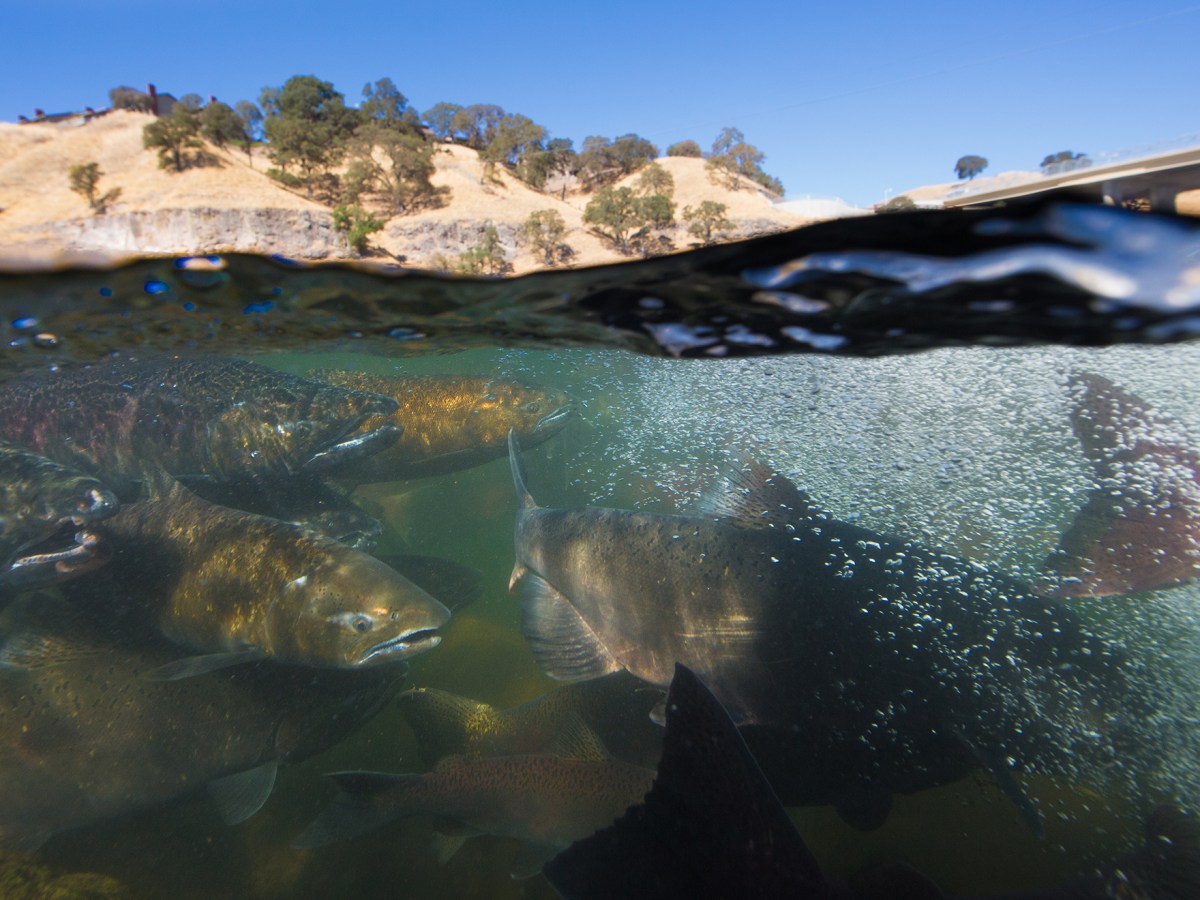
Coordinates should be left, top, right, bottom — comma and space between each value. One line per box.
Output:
519, 574, 621, 682
208, 760, 278, 825
143, 648, 268, 681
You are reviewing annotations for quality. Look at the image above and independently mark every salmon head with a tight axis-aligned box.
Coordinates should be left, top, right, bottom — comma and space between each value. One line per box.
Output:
266, 547, 451, 668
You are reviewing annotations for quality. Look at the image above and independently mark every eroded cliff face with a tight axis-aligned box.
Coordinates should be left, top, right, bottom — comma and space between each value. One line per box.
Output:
39, 208, 352, 259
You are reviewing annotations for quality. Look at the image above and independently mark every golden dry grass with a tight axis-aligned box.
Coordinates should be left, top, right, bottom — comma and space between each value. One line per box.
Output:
0, 112, 805, 272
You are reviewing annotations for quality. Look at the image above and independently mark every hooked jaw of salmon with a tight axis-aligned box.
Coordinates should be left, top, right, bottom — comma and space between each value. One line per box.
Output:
532, 402, 574, 435
357, 627, 443, 665
303, 423, 403, 474
6, 486, 118, 587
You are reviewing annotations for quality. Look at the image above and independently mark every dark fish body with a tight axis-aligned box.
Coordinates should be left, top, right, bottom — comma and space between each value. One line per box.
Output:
296, 745, 654, 859
186, 473, 383, 550
0, 595, 404, 849
399, 672, 664, 769
544, 664, 1200, 900
510, 438, 1150, 819
0, 445, 117, 590
1042, 372, 1200, 596
73, 474, 450, 670
0, 355, 401, 496
311, 371, 573, 480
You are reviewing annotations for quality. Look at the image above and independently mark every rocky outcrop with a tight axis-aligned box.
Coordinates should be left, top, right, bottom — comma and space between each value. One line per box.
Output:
35, 208, 351, 259
383, 218, 523, 262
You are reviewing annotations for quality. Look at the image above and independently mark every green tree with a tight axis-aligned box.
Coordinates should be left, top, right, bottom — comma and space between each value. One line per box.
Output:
451, 104, 504, 150
200, 101, 243, 150
876, 194, 918, 213
361, 78, 416, 130
667, 139, 702, 158
705, 127, 780, 194
577, 134, 658, 189
332, 205, 384, 254
454, 226, 509, 275
344, 124, 448, 214
142, 104, 204, 172
68, 162, 122, 214
683, 200, 734, 245
109, 86, 152, 113
421, 102, 463, 140
261, 75, 360, 197
234, 101, 263, 163
583, 186, 674, 255
521, 209, 569, 265
636, 162, 674, 198
954, 155, 988, 180
1040, 150, 1090, 172
516, 137, 577, 192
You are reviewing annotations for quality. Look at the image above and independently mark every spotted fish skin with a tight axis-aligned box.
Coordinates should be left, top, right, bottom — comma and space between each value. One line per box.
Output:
0, 445, 116, 591
0, 594, 403, 850
71, 473, 449, 670
296, 735, 654, 861
0, 355, 401, 496
310, 370, 573, 481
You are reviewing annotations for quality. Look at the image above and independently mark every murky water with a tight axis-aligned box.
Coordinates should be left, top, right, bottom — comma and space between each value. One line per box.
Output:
2, 201, 1199, 898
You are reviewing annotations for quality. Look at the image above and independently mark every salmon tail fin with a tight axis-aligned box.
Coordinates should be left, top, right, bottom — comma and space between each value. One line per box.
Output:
542, 663, 826, 899
508, 430, 536, 511
1040, 372, 1200, 597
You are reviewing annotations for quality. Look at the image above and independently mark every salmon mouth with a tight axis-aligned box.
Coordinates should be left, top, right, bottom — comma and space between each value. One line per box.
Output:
358, 627, 443, 665
534, 404, 574, 434
7, 527, 111, 589
304, 424, 404, 473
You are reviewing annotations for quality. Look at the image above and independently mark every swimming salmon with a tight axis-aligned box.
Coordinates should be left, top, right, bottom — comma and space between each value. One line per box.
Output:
295, 717, 654, 875
0, 593, 405, 851
310, 370, 573, 481
0, 355, 402, 497
508, 433, 1153, 833
65, 471, 450, 677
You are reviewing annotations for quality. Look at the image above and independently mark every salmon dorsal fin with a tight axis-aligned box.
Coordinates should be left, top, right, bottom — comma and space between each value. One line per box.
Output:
133, 463, 189, 502
546, 713, 611, 763
699, 458, 828, 531
508, 430, 537, 511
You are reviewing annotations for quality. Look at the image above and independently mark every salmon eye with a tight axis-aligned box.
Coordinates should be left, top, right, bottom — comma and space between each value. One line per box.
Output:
352, 615, 372, 633
522, 401, 542, 414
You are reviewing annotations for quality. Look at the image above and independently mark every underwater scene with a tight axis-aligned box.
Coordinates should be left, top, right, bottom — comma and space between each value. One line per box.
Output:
1, 200, 1200, 899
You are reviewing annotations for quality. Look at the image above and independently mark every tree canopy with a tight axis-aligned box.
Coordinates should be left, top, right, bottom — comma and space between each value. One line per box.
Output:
200, 101, 243, 150
68, 162, 121, 213
1040, 150, 1090, 172
343, 124, 447, 215
142, 104, 204, 172
577, 134, 658, 189
583, 185, 675, 255
683, 200, 734, 245
361, 77, 415, 130
954, 155, 988, 180
521, 209, 569, 266
260, 75, 360, 195
705, 127, 782, 195
667, 139, 702, 158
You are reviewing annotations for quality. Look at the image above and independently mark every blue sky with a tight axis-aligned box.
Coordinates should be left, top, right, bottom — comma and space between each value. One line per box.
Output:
2, 1, 1195, 206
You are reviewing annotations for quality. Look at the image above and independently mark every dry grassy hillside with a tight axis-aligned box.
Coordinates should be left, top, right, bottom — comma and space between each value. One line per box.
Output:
0, 111, 804, 272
